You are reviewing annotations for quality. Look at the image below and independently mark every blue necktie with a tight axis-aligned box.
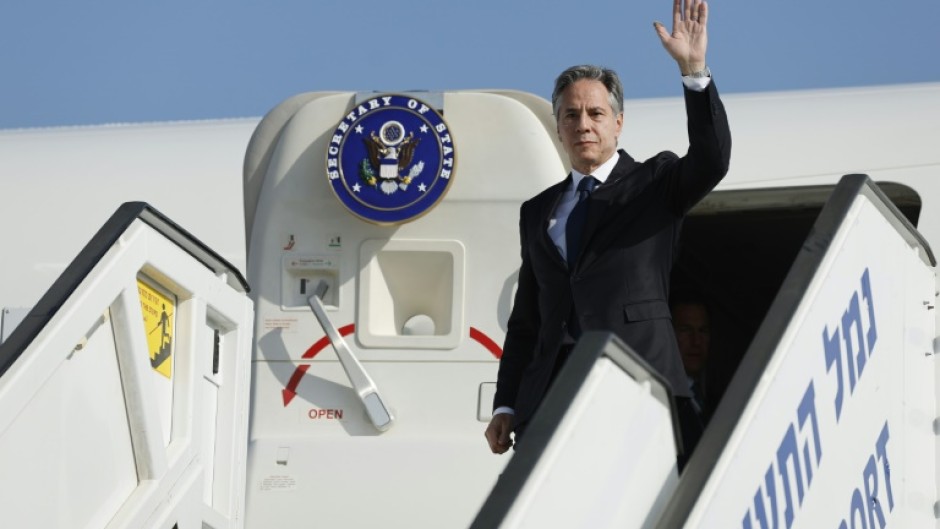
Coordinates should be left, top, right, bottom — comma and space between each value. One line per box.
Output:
566, 176, 597, 267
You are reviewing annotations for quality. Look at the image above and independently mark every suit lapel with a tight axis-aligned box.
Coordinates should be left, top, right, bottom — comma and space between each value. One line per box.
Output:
538, 176, 570, 268
577, 151, 640, 269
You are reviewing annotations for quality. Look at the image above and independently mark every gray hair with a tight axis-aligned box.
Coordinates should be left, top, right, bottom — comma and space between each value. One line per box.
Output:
551, 64, 624, 118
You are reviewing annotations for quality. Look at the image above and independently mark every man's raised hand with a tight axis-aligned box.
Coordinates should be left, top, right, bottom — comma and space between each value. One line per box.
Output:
654, 0, 709, 75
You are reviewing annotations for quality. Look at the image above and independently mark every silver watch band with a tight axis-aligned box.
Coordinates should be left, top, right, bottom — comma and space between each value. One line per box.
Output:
686, 66, 711, 79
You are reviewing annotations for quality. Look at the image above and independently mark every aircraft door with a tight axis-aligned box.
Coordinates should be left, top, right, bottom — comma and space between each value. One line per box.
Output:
243, 90, 566, 528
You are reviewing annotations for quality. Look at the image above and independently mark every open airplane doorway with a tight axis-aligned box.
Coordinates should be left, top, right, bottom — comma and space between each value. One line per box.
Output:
670, 181, 923, 422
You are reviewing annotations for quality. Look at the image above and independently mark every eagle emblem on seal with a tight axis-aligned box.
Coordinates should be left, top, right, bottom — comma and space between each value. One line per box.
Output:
360, 120, 424, 195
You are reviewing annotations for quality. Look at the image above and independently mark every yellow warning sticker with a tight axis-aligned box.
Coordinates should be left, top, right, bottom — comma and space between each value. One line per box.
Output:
138, 278, 176, 379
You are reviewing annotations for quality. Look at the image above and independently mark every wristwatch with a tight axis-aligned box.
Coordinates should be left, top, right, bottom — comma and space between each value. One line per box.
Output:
686, 66, 711, 79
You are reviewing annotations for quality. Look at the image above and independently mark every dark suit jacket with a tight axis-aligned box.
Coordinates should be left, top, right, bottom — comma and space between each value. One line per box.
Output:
495, 81, 732, 431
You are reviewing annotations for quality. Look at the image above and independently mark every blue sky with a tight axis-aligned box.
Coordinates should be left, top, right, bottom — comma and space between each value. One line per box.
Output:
2, 0, 939, 129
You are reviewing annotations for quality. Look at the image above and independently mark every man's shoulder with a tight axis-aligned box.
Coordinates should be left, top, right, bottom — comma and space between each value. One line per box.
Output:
635, 150, 679, 166
604, 150, 678, 184
646, 150, 681, 167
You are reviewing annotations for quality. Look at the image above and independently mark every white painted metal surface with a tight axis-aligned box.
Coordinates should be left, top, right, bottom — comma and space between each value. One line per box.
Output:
474, 334, 680, 529
0, 119, 255, 313
0, 207, 253, 529
242, 90, 565, 528
505, 357, 676, 529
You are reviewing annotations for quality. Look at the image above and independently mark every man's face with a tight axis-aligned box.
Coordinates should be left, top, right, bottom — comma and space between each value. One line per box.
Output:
673, 303, 710, 376
556, 79, 624, 175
